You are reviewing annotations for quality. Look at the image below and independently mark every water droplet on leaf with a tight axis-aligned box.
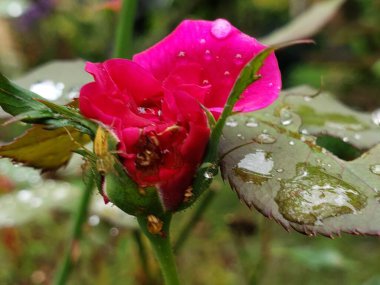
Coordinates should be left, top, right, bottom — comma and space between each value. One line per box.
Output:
211, 19, 232, 39
234, 150, 274, 185
289, 140, 295, 146
245, 118, 259, 128
226, 119, 238, 127
280, 108, 293, 126
255, 133, 276, 144
275, 163, 367, 225
370, 164, 380, 175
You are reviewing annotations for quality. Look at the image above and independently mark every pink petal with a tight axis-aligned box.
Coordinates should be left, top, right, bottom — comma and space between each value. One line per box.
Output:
133, 19, 281, 115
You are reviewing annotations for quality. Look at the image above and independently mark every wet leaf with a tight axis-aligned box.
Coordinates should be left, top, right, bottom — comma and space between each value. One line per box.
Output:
0, 73, 53, 121
0, 126, 90, 170
261, 0, 345, 45
282, 85, 380, 150
219, 87, 380, 236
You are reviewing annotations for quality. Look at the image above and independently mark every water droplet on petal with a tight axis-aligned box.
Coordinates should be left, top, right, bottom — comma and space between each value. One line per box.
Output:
370, 164, 380, 175
211, 19, 232, 39
235, 53, 242, 59
202, 79, 209, 85
268, 82, 273, 87
177, 51, 186, 57
224, 71, 230, 76
371, 109, 380, 126
204, 49, 212, 60
199, 38, 206, 44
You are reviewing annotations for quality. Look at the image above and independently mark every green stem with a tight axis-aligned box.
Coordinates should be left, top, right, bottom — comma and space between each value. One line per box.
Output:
174, 189, 216, 253
113, 0, 138, 58
53, 178, 94, 285
132, 229, 153, 283
137, 214, 180, 285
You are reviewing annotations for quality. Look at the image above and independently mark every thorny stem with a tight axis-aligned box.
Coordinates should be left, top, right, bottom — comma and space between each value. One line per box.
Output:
137, 214, 180, 285
174, 188, 216, 254
53, 176, 94, 285
113, 0, 138, 58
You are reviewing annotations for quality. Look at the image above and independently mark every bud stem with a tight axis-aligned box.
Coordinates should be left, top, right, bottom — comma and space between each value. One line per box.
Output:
137, 214, 180, 285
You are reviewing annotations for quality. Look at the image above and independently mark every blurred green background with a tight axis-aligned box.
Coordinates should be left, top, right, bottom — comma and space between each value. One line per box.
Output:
0, 0, 380, 284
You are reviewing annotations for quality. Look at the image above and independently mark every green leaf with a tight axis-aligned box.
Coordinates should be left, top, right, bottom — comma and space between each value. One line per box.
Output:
219, 87, 380, 236
282, 85, 380, 150
0, 126, 90, 170
261, 0, 345, 45
0, 73, 53, 120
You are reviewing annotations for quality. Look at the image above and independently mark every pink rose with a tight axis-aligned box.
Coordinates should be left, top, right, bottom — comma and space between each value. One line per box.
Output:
79, 19, 281, 211
79, 59, 210, 210
133, 19, 281, 119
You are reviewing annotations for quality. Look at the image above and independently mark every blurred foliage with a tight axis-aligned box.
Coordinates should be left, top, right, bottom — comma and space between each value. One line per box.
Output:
0, 0, 380, 284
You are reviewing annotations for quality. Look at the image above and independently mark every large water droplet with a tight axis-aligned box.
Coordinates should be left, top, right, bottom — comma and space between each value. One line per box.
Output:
211, 19, 232, 39
275, 163, 367, 225
234, 150, 274, 185
280, 108, 293, 126
370, 164, 380, 175
30, 80, 64, 101
255, 133, 276, 144
372, 109, 380, 126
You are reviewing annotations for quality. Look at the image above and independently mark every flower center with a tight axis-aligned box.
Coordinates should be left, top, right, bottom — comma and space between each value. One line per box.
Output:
135, 134, 162, 170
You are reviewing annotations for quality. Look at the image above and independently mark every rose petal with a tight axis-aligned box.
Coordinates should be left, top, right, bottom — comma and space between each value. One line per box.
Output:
133, 19, 281, 116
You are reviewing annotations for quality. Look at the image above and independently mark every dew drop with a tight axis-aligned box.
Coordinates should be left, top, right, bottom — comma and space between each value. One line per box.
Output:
235, 53, 242, 59
204, 49, 212, 60
255, 133, 276, 144
370, 164, 380, 175
202, 79, 209, 85
177, 51, 186, 57
268, 82, 273, 87
289, 140, 295, 146
245, 118, 259, 128
211, 19, 232, 39
280, 108, 293, 126
17, 190, 33, 202
224, 71, 230, 76
226, 118, 238, 127
371, 109, 380, 126
204, 171, 214, 179
276, 168, 284, 173
301, 129, 309, 135
342, 137, 349, 142
199, 38, 206, 44
237, 133, 245, 140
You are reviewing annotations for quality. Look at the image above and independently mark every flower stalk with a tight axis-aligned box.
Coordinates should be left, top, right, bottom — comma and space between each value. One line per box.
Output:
53, 176, 94, 285
137, 214, 180, 285
113, 0, 137, 58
